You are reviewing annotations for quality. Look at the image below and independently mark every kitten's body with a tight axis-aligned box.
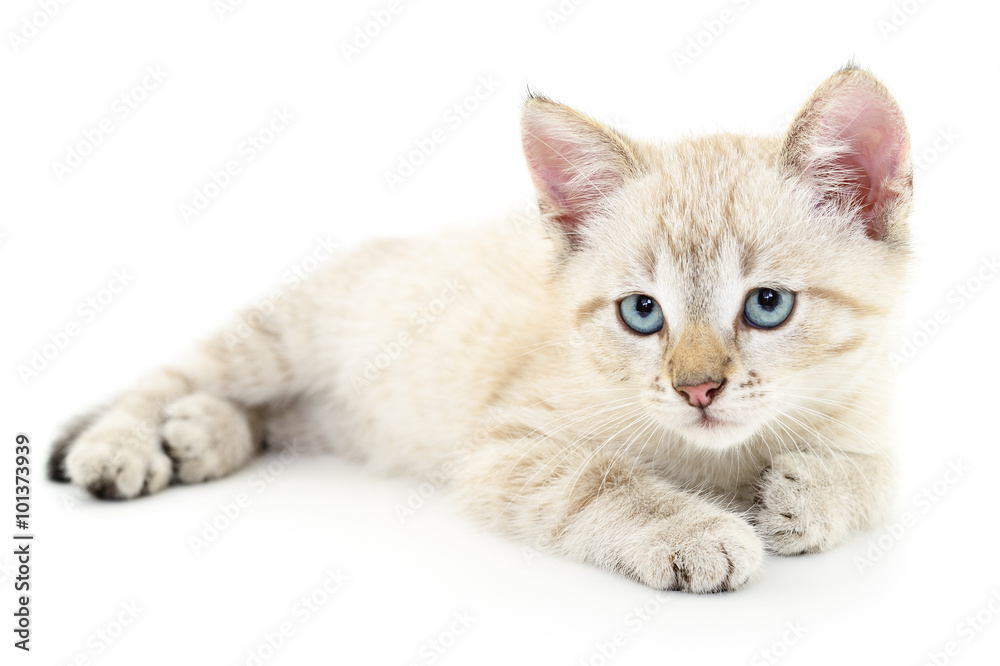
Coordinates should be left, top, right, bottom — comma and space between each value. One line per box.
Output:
51, 67, 912, 592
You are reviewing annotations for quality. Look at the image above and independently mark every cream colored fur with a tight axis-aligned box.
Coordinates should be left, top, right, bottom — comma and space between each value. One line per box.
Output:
51, 67, 912, 593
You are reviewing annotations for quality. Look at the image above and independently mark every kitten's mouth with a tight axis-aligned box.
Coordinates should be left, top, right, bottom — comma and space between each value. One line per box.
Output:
696, 413, 725, 429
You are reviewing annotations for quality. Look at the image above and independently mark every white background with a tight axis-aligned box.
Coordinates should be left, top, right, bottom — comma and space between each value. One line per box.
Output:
3, 0, 999, 664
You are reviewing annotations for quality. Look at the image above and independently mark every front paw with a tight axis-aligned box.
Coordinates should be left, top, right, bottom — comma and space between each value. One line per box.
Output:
752, 453, 851, 555
632, 510, 763, 593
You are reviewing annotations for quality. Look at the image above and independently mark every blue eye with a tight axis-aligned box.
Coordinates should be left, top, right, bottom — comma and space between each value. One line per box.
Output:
744, 288, 795, 329
619, 294, 664, 335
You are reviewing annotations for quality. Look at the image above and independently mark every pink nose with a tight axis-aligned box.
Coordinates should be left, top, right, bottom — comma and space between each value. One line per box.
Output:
675, 380, 724, 407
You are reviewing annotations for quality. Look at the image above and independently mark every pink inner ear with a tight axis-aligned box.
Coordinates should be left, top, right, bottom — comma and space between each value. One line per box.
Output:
522, 108, 632, 234
836, 106, 902, 237
804, 83, 909, 240
524, 132, 580, 213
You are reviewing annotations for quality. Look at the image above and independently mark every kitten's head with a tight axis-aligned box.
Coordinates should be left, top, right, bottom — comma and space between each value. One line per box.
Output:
522, 67, 912, 451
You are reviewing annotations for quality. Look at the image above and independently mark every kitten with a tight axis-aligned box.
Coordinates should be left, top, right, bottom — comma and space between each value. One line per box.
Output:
49, 65, 912, 593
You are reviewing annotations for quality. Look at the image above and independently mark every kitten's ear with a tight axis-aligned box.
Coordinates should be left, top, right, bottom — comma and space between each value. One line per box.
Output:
782, 67, 912, 241
521, 95, 642, 248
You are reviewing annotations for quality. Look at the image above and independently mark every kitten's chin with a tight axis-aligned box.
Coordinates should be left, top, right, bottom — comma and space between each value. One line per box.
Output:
675, 415, 756, 451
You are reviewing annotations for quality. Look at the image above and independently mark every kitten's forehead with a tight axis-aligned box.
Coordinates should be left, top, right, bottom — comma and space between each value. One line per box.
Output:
600, 133, 830, 326
624, 134, 825, 284
650, 136, 787, 236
